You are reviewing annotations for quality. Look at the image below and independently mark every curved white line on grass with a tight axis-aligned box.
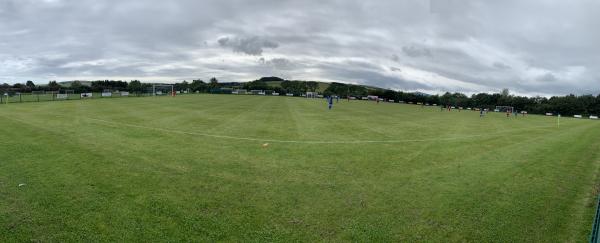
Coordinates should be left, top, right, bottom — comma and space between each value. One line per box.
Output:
85, 117, 556, 144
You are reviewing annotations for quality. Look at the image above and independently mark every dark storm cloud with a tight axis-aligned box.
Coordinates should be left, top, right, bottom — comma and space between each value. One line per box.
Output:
1, 0, 599, 95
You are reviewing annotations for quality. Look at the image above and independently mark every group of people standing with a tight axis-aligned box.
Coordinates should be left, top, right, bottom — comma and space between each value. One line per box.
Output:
323, 98, 524, 120
440, 105, 524, 119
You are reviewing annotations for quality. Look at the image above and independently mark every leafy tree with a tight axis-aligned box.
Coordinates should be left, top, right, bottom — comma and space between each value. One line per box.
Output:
243, 80, 269, 90
190, 79, 207, 92
381, 89, 397, 101
426, 94, 440, 104
91, 80, 128, 92
281, 80, 307, 95
208, 77, 220, 92
0, 83, 9, 93
349, 85, 367, 97
439, 92, 452, 106
70, 81, 88, 93
174, 80, 189, 91
26, 80, 35, 89
324, 82, 349, 97
47, 81, 61, 91
128, 80, 143, 93
12, 83, 25, 92
306, 81, 319, 92
272, 87, 285, 95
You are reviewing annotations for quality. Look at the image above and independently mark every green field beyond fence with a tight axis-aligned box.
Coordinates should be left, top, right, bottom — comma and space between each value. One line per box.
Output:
1, 94, 600, 242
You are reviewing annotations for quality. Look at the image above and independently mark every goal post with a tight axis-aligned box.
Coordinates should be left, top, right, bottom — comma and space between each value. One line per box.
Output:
152, 84, 175, 96
57, 89, 74, 100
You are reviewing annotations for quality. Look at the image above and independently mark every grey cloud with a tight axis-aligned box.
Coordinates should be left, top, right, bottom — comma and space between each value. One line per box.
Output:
493, 62, 511, 70
429, 0, 474, 14
402, 45, 432, 58
1, 0, 600, 95
317, 61, 432, 91
266, 58, 294, 70
537, 72, 557, 82
217, 37, 229, 46
390, 67, 402, 72
218, 36, 279, 56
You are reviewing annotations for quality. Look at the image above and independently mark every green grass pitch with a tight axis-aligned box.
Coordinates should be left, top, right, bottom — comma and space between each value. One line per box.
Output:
1, 94, 600, 242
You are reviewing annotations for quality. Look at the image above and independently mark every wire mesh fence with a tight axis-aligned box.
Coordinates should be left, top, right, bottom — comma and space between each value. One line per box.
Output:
0, 91, 157, 105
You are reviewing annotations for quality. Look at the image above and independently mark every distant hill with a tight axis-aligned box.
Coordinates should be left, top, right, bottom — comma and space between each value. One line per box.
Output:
413, 91, 431, 96
216, 77, 420, 95
261, 80, 330, 93
58, 81, 93, 87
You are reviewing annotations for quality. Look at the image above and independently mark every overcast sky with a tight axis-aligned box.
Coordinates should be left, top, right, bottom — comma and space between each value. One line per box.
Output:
1, 0, 599, 96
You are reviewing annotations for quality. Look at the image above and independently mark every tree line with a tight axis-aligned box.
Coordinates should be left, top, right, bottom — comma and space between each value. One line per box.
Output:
2, 79, 600, 116
366, 88, 600, 116
0, 79, 220, 94
324, 83, 600, 116
235, 77, 320, 95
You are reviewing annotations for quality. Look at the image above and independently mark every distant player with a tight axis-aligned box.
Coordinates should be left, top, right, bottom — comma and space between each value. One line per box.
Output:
480, 109, 484, 117
506, 110, 510, 118
328, 96, 333, 110
336, 96, 339, 103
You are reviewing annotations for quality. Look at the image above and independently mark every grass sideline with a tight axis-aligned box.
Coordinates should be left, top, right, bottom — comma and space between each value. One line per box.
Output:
1, 94, 600, 242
